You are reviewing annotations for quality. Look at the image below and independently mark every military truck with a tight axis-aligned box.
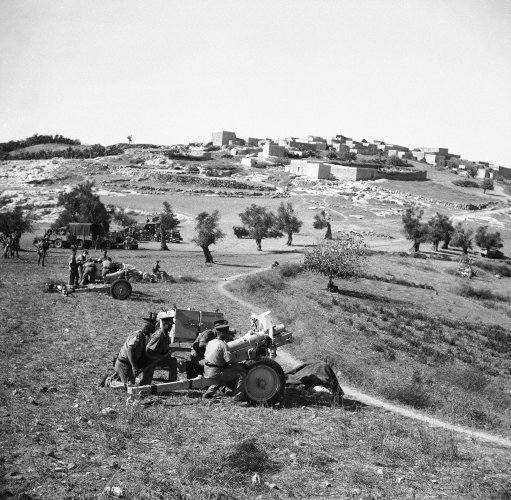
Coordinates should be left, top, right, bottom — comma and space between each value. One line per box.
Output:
46, 223, 138, 249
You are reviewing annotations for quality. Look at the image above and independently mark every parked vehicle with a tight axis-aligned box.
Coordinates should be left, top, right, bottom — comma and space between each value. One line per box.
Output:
45, 223, 138, 249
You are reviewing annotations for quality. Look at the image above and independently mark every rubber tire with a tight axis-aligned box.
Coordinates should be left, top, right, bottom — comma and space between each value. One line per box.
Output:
242, 358, 286, 405
53, 238, 63, 248
110, 279, 132, 300
76, 239, 84, 249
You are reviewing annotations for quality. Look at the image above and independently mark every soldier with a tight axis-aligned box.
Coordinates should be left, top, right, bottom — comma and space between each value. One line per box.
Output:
101, 250, 112, 281
114, 315, 158, 386
77, 250, 89, 279
80, 258, 96, 285
10, 232, 20, 259
202, 320, 245, 401
68, 249, 79, 286
187, 321, 220, 378
3, 234, 12, 259
145, 310, 174, 361
37, 238, 50, 266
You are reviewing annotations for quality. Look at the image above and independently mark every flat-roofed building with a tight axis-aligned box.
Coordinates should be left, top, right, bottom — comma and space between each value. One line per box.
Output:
212, 131, 237, 147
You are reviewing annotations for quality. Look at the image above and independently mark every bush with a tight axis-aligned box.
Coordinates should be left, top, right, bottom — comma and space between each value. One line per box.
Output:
278, 262, 303, 278
242, 271, 285, 294
437, 365, 489, 392
472, 260, 511, 277
452, 179, 479, 188
456, 282, 508, 302
382, 381, 432, 409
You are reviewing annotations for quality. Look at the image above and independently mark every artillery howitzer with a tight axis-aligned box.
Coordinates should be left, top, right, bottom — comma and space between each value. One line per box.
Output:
127, 310, 292, 404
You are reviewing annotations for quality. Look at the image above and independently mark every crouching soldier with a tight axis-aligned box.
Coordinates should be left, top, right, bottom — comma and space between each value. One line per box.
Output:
187, 322, 219, 378
202, 320, 245, 401
114, 315, 158, 386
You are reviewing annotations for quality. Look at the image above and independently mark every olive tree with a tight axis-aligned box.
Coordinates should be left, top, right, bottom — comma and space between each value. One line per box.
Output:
303, 235, 366, 290
313, 210, 332, 240
474, 225, 503, 255
481, 178, 494, 194
0, 206, 33, 236
53, 181, 110, 235
192, 210, 225, 263
275, 202, 303, 246
402, 205, 429, 252
451, 223, 473, 254
239, 204, 278, 251
159, 202, 180, 250
427, 213, 454, 251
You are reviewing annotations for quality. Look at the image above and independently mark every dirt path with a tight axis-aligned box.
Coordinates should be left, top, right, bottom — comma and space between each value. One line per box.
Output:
217, 267, 511, 450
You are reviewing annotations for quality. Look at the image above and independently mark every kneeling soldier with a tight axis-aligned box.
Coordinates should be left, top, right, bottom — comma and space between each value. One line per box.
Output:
114, 315, 157, 386
202, 320, 245, 401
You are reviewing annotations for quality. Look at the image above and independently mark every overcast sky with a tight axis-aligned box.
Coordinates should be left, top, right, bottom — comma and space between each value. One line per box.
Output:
1, 0, 510, 166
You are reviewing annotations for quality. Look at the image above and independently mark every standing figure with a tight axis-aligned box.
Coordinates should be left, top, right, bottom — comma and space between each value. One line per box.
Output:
37, 238, 50, 266
68, 249, 79, 286
77, 250, 89, 280
10, 232, 21, 259
3, 234, 12, 259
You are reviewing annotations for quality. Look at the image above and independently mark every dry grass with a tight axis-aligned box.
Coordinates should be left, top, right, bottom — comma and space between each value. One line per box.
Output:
1, 245, 511, 498
229, 258, 511, 434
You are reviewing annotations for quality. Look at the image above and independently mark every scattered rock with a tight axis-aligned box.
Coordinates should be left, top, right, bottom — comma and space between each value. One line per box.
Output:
103, 486, 125, 497
265, 483, 278, 490
56, 426, 65, 432
251, 473, 261, 485
4, 471, 23, 480
100, 407, 117, 416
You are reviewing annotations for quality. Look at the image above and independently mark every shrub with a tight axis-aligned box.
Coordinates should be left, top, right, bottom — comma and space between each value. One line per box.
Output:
303, 235, 366, 289
452, 179, 479, 188
278, 262, 303, 278
382, 378, 432, 409
437, 365, 489, 392
456, 282, 508, 302
472, 260, 511, 277
242, 271, 285, 294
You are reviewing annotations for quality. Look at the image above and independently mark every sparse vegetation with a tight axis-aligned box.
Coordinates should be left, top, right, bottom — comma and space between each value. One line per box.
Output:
452, 179, 479, 188
455, 282, 508, 302
427, 212, 454, 251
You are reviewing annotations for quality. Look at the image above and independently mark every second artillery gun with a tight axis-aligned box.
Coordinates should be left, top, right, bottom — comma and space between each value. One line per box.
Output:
128, 310, 292, 405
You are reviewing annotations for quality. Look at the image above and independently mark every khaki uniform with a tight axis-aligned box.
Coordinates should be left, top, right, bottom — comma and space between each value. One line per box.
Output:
203, 338, 245, 399
115, 330, 153, 386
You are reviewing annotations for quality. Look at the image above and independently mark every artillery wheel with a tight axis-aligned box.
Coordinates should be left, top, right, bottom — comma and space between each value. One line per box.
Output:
242, 358, 286, 405
110, 279, 132, 300
76, 239, 84, 249
53, 238, 63, 248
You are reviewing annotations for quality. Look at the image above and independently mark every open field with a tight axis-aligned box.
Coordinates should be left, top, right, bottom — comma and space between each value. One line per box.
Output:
1, 247, 511, 499
2, 153, 511, 498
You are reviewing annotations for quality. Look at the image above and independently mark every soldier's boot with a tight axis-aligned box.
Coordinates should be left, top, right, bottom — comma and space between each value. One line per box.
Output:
203, 384, 220, 399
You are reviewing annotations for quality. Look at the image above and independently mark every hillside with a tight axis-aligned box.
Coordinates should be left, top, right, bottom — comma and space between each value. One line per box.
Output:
228, 255, 511, 435
1, 245, 510, 499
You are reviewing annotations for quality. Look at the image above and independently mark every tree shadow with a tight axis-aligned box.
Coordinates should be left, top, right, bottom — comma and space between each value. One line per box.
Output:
129, 290, 155, 301
335, 287, 410, 306
214, 262, 261, 268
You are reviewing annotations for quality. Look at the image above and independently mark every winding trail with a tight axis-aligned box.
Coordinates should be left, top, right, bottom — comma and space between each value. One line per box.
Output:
217, 267, 511, 450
